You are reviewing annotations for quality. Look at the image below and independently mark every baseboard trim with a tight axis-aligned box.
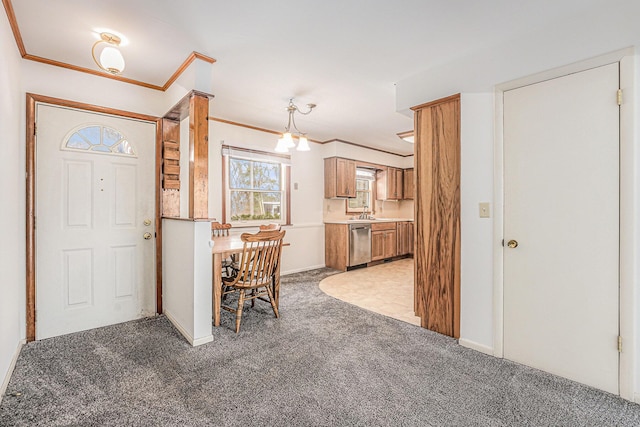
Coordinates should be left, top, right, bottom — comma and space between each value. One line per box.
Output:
164, 310, 213, 347
459, 338, 494, 356
192, 335, 214, 346
282, 264, 326, 275
635, 393, 640, 404
0, 339, 25, 403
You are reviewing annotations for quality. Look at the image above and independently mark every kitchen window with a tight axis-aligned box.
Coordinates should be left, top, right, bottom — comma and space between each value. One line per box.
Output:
347, 168, 375, 213
222, 145, 291, 226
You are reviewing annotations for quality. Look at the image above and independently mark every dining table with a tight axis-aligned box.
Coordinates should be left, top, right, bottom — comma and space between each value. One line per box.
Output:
210, 234, 288, 327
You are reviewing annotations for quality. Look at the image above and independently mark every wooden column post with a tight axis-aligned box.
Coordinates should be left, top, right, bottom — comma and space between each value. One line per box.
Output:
189, 94, 209, 219
411, 94, 461, 339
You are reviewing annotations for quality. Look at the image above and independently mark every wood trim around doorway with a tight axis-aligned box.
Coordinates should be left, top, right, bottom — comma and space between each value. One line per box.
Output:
25, 93, 161, 341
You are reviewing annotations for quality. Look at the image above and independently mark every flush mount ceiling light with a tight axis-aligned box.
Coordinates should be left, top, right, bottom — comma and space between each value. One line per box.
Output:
397, 130, 414, 143
92, 32, 125, 75
275, 98, 316, 152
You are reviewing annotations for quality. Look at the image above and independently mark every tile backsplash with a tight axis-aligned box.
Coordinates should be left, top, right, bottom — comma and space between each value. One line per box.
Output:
323, 198, 414, 220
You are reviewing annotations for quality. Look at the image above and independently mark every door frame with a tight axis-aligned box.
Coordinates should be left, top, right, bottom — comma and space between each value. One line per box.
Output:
25, 93, 163, 341
492, 48, 636, 401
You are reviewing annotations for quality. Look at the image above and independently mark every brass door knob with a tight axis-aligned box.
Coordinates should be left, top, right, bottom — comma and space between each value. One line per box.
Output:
507, 239, 518, 248
143, 232, 152, 240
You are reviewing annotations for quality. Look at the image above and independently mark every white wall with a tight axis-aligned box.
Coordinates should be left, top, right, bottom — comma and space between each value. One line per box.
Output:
208, 115, 326, 273
459, 94, 494, 353
0, 11, 26, 395
162, 219, 213, 346
395, 1, 640, 399
323, 140, 413, 169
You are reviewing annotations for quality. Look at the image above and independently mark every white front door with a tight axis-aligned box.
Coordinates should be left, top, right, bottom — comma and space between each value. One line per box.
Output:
503, 63, 620, 394
36, 104, 156, 340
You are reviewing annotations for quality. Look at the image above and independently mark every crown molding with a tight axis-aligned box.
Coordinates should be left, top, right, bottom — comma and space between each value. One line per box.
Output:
208, 117, 324, 144
320, 138, 414, 158
208, 117, 413, 158
2, 0, 215, 92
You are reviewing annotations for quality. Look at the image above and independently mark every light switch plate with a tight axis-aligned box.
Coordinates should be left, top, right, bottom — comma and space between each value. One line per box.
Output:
479, 202, 490, 218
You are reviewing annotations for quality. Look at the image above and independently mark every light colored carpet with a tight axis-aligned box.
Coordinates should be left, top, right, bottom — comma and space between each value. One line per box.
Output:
319, 258, 421, 326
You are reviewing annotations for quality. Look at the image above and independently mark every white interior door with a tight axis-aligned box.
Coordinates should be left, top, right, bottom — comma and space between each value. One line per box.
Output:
36, 104, 156, 340
503, 63, 619, 394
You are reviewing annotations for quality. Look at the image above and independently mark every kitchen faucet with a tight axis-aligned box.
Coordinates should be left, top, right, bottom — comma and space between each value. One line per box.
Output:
359, 205, 369, 219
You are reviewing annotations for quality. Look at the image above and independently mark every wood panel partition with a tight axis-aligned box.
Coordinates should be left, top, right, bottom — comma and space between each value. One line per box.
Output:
161, 118, 181, 217
411, 94, 461, 338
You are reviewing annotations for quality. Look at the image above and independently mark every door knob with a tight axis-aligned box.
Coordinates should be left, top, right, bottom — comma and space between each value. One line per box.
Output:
143, 232, 152, 240
507, 239, 518, 248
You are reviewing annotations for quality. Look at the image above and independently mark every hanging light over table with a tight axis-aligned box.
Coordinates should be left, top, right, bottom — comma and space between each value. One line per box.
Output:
275, 99, 316, 152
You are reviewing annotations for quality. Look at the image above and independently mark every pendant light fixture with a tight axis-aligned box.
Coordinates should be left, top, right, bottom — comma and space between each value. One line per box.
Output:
275, 99, 316, 152
92, 32, 126, 75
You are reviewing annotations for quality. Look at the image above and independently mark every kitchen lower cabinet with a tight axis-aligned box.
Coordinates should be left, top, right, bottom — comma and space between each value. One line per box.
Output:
325, 223, 349, 271
371, 222, 397, 261
396, 221, 414, 256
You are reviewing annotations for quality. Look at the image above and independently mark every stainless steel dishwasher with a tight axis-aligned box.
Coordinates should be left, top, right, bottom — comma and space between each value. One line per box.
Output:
349, 223, 372, 267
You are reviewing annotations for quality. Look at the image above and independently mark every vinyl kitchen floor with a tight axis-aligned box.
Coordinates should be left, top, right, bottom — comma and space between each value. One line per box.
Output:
319, 258, 421, 326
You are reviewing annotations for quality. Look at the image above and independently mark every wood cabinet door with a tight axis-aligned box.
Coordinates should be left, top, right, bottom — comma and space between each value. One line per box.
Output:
403, 168, 414, 200
394, 168, 404, 199
384, 230, 397, 258
388, 168, 397, 199
371, 231, 385, 261
324, 223, 349, 271
336, 158, 356, 197
397, 222, 413, 255
396, 223, 405, 255
396, 222, 406, 255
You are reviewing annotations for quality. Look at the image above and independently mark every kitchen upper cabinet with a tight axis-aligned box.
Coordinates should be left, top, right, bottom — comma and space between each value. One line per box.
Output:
403, 168, 414, 200
371, 222, 396, 261
324, 157, 356, 198
376, 167, 403, 200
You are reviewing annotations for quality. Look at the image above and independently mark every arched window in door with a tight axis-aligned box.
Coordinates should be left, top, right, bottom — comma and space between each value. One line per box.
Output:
62, 124, 136, 157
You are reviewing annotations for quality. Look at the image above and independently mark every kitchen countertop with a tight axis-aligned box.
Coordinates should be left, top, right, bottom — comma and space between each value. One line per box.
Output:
323, 218, 414, 224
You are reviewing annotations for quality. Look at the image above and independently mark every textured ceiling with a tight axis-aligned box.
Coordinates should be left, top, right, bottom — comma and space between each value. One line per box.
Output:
10, 0, 611, 155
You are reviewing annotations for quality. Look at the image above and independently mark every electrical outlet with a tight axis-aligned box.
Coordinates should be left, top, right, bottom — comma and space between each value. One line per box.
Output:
294, 182, 299, 190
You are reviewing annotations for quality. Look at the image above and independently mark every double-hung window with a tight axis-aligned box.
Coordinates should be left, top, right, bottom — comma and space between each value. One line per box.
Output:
347, 168, 376, 213
222, 146, 290, 226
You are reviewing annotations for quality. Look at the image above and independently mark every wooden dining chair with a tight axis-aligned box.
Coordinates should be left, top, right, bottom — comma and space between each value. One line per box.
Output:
220, 229, 285, 333
259, 223, 281, 231
211, 222, 238, 278
258, 223, 282, 299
